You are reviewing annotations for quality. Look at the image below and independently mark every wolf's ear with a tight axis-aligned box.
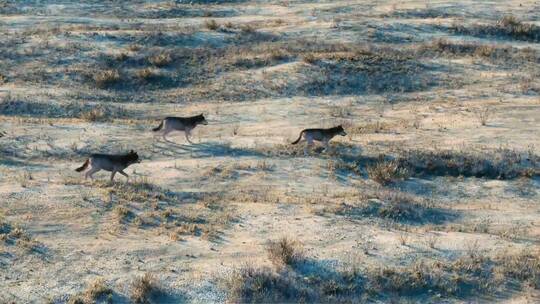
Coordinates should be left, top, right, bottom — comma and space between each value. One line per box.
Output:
130, 149, 134, 154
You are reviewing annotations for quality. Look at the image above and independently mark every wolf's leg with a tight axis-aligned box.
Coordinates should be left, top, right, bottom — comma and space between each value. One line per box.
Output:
322, 140, 330, 153
86, 167, 99, 180
119, 170, 129, 181
110, 171, 117, 181
184, 129, 194, 144
162, 129, 173, 142
304, 138, 314, 156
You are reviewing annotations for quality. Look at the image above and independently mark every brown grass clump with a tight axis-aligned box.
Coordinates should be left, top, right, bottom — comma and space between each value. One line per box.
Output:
136, 68, 158, 82
474, 106, 491, 126
130, 273, 161, 304
79, 106, 106, 122
302, 53, 317, 64
365, 248, 540, 299
68, 278, 113, 304
266, 237, 304, 267
204, 19, 219, 30
148, 52, 172, 67
114, 205, 131, 223
223, 248, 540, 302
223, 265, 299, 303
397, 148, 539, 179
450, 15, 540, 42
367, 159, 409, 185
0, 215, 42, 253
93, 69, 121, 88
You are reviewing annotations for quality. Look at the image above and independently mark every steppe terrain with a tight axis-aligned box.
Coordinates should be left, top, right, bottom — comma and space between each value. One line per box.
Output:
1, 0, 540, 303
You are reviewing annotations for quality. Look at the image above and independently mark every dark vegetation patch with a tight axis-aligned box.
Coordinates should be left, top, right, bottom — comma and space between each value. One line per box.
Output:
224, 249, 540, 303
297, 48, 437, 95
367, 159, 409, 185
260, 144, 538, 181
396, 148, 539, 180
266, 237, 305, 268
419, 39, 539, 64
0, 94, 132, 120
135, 7, 238, 19
2, 20, 444, 100
64, 179, 234, 241
384, 7, 460, 19
0, 215, 45, 254
130, 273, 163, 304
67, 278, 114, 304
448, 16, 540, 42
324, 189, 454, 225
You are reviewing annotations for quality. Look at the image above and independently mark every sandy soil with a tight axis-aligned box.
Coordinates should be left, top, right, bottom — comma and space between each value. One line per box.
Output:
1, 0, 540, 303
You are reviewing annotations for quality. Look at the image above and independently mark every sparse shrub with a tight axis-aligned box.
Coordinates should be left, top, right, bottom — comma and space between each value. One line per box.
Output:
519, 77, 540, 94
115, 52, 128, 61
425, 234, 438, 249
398, 233, 408, 246
136, 68, 158, 82
240, 24, 255, 33
93, 69, 120, 88
204, 19, 219, 30
450, 15, 540, 42
474, 106, 491, 126
397, 148, 538, 179
80, 106, 106, 122
367, 159, 409, 185
224, 265, 299, 303
68, 278, 113, 304
266, 237, 304, 267
148, 52, 172, 67
114, 205, 131, 223
130, 273, 161, 304
269, 48, 288, 61
128, 44, 142, 52
377, 191, 426, 222
16, 170, 33, 188
302, 53, 317, 64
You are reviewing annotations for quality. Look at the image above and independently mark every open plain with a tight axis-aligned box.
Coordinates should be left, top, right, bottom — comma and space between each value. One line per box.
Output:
1, 0, 540, 303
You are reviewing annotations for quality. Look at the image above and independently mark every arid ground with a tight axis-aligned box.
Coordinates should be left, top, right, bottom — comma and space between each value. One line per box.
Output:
1, 0, 540, 303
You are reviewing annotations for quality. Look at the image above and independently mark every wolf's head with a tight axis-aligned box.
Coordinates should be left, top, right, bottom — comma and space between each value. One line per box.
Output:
197, 114, 208, 125
127, 150, 141, 164
336, 125, 347, 136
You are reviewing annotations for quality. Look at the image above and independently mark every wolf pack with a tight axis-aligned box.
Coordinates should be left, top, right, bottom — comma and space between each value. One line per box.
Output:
74, 114, 347, 181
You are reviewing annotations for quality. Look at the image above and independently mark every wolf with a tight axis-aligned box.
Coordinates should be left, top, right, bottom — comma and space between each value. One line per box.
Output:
291, 125, 347, 155
152, 114, 208, 144
75, 150, 141, 181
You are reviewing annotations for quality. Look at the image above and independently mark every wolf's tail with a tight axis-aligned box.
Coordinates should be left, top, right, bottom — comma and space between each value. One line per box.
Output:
152, 120, 163, 132
75, 159, 89, 172
291, 130, 305, 145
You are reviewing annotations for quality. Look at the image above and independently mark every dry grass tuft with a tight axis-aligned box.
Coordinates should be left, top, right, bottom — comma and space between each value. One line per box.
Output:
450, 15, 540, 42
148, 52, 172, 67
474, 106, 492, 126
367, 159, 409, 185
204, 19, 219, 30
79, 106, 106, 122
266, 237, 304, 267
68, 278, 113, 304
397, 148, 539, 179
130, 273, 161, 304
136, 68, 159, 82
93, 69, 121, 88
223, 265, 299, 303
222, 247, 540, 302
